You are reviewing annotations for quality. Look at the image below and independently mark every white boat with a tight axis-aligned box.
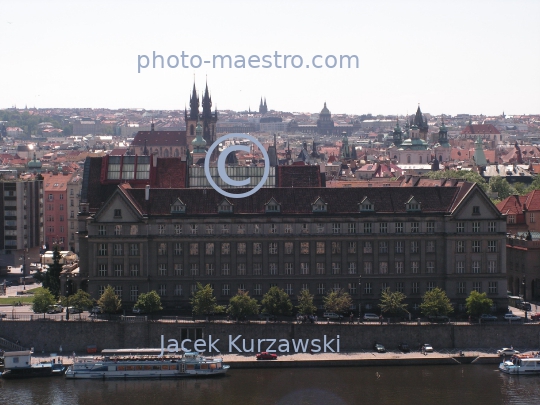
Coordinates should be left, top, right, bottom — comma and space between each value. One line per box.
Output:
499, 353, 540, 375
65, 348, 229, 379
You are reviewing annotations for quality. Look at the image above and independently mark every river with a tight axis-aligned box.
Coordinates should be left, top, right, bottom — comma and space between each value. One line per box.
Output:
2, 365, 540, 405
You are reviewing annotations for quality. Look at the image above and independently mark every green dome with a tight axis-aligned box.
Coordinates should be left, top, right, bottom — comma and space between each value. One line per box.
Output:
191, 122, 206, 148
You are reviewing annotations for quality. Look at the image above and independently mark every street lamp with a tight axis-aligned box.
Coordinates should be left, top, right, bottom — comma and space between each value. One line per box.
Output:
358, 275, 362, 319
522, 277, 527, 321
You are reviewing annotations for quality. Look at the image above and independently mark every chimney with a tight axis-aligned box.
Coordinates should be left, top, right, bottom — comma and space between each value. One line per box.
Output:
145, 185, 150, 201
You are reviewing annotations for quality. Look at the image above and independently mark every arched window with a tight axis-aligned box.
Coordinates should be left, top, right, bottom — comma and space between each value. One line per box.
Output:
164, 149, 169, 158
419, 156, 422, 164
407, 155, 411, 164
439, 155, 442, 162
174, 148, 180, 157
190, 124, 194, 136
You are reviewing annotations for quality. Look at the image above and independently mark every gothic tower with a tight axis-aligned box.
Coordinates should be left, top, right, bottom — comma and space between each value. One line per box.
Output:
185, 82, 199, 148
201, 81, 218, 145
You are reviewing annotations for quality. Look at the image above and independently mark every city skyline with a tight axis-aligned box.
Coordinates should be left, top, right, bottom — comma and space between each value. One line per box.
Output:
1, 0, 539, 115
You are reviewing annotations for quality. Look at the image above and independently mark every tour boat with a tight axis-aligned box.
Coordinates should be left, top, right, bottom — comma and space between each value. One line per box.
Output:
499, 353, 540, 375
65, 348, 229, 379
1, 351, 67, 379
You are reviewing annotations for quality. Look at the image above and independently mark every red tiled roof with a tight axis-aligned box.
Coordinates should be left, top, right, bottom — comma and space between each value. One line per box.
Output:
460, 124, 500, 135
277, 165, 322, 187
496, 195, 523, 215
131, 131, 187, 147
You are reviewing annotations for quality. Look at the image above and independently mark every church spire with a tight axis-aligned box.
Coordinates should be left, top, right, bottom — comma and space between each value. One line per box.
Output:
189, 81, 199, 120
202, 79, 212, 120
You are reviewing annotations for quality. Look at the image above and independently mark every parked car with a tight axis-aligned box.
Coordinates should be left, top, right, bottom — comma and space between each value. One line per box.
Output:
530, 313, 540, 321
373, 343, 386, 353
479, 314, 498, 322
504, 313, 522, 321
132, 307, 147, 314
323, 312, 343, 320
90, 306, 102, 314
422, 344, 434, 353
518, 302, 532, 311
67, 306, 82, 314
398, 342, 410, 353
0, 312, 7, 318
46, 304, 63, 314
497, 348, 520, 356
363, 313, 380, 321
256, 352, 278, 360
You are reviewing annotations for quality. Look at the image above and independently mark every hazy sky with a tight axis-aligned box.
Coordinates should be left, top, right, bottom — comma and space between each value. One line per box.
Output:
2, 0, 539, 115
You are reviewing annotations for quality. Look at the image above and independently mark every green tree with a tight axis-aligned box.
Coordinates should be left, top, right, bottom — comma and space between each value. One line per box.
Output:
40, 246, 62, 297
32, 287, 56, 313
379, 288, 408, 317
465, 291, 493, 317
134, 291, 163, 315
420, 287, 454, 317
98, 285, 122, 315
488, 176, 517, 200
68, 290, 93, 313
227, 290, 259, 319
190, 283, 224, 317
323, 289, 352, 314
426, 170, 488, 192
296, 289, 317, 315
261, 286, 293, 317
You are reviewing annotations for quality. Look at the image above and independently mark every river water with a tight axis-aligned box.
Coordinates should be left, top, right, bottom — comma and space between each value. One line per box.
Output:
1, 365, 540, 405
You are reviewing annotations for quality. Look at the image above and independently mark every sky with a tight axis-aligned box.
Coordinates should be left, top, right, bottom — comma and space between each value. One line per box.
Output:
1, 0, 539, 116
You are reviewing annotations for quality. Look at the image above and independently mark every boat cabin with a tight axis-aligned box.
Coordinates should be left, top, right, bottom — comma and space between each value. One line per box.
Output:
3, 351, 32, 369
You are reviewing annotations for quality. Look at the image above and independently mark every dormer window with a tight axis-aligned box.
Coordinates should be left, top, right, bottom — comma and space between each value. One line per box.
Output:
359, 197, 374, 212
265, 198, 281, 213
218, 199, 233, 214
312, 197, 327, 213
472, 206, 480, 215
406, 196, 421, 212
170, 198, 186, 214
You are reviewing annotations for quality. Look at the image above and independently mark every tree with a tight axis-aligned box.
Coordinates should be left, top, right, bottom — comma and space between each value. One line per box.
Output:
190, 283, 223, 316
98, 285, 122, 315
488, 176, 516, 200
39, 246, 62, 297
296, 289, 317, 315
426, 170, 488, 192
323, 289, 352, 314
261, 286, 293, 317
67, 290, 93, 313
465, 291, 493, 317
420, 287, 453, 317
32, 287, 56, 313
134, 291, 163, 315
227, 290, 259, 319
379, 288, 408, 317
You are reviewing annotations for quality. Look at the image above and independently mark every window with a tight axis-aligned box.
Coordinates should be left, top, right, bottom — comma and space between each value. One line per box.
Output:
253, 243, 262, 255
530, 213, 535, 224
98, 244, 108, 256
412, 282, 419, 294
317, 223, 325, 233
301, 223, 309, 234
427, 282, 436, 292
113, 243, 123, 256
332, 223, 341, 234
363, 241, 372, 254
130, 286, 138, 302
174, 263, 183, 276
174, 243, 183, 256
394, 241, 404, 254
284, 242, 293, 255
285, 224, 293, 234
130, 225, 138, 235
508, 215, 515, 224
206, 224, 214, 235
472, 222, 480, 233
269, 242, 278, 255
379, 223, 388, 233
190, 263, 199, 276
488, 241, 497, 253
379, 262, 388, 274
300, 263, 309, 275
219, 203, 232, 213
114, 264, 123, 277
331, 242, 341, 254
348, 242, 356, 254
457, 222, 465, 233
348, 223, 356, 234
205, 243, 214, 255
114, 225, 122, 236
253, 263, 262, 275
348, 283, 357, 295
222, 284, 230, 296
158, 243, 167, 256
205, 263, 214, 276
221, 243, 230, 255
237, 243, 246, 254
488, 261, 497, 273
174, 285, 183, 296
472, 261, 481, 274
348, 262, 357, 274
316, 242, 325, 254
395, 261, 404, 274
129, 243, 139, 256
98, 285, 105, 296
456, 241, 465, 253
269, 263, 278, 275
313, 199, 327, 212
300, 242, 309, 255
159, 263, 167, 276
472, 241, 481, 253
158, 224, 166, 235
426, 261, 435, 273
285, 263, 294, 275
114, 286, 122, 298
363, 223, 372, 234
457, 282, 466, 294
396, 282, 404, 293
98, 264, 107, 277
221, 224, 229, 234
426, 221, 435, 233
98, 225, 106, 236
333, 283, 341, 293
48, 194, 54, 201
190, 243, 199, 255
426, 241, 436, 253
380, 282, 389, 293
379, 242, 388, 254
411, 222, 419, 233
237, 224, 246, 234
331, 262, 341, 274
456, 261, 465, 274
254, 284, 262, 296
410, 241, 419, 253
237, 264, 246, 276
254, 224, 260, 234
364, 282, 372, 295
130, 264, 139, 276
472, 206, 480, 215
488, 221, 496, 232
190, 224, 198, 235
221, 263, 230, 276
269, 224, 277, 234
473, 282, 482, 293
364, 262, 372, 274
488, 281, 498, 294
395, 222, 403, 233
411, 261, 419, 274
317, 283, 326, 295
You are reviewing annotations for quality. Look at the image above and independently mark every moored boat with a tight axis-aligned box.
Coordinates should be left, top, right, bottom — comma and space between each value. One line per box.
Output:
499, 353, 540, 375
65, 348, 229, 379
1, 351, 67, 379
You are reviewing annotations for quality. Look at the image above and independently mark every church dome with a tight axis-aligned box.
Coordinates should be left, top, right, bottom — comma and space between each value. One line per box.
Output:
191, 122, 207, 148
320, 102, 330, 115
28, 153, 42, 169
